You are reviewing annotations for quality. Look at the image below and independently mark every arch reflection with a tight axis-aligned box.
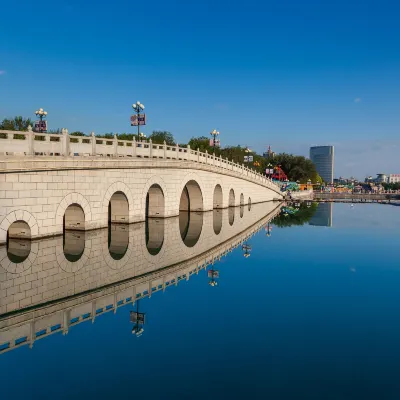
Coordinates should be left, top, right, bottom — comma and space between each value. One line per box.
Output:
63, 230, 85, 262
179, 211, 203, 247
213, 209, 222, 235
146, 218, 165, 255
108, 224, 129, 260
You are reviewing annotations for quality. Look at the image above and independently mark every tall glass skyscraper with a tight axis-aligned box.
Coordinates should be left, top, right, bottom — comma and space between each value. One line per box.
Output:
310, 146, 334, 183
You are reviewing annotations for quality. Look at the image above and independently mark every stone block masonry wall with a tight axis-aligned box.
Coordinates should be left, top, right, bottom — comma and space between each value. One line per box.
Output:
0, 157, 283, 243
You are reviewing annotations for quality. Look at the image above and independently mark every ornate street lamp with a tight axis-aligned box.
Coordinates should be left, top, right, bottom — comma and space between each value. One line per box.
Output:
210, 129, 220, 149
132, 101, 145, 138
244, 147, 253, 166
34, 108, 48, 133
138, 132, 146, 142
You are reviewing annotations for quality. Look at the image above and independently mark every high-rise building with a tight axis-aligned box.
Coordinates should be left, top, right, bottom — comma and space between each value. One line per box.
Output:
310, 146, 334, 183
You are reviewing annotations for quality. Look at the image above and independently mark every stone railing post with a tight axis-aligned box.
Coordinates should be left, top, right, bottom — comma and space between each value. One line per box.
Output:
27, 125, 34, 156
213, 152, 215, 165
205, 150, 208, 164
132, 137, 136, 157
187, 144, 190, 161
91, 132, 96, 156
113, 134, 118, 157
149, 139, 153, 158
62, 128, 69, 156
197, 148, 200, 162
176, 144, 179, 160
163, 140, 167, 158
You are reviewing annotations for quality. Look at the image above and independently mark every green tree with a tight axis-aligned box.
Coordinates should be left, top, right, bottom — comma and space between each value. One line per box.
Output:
267, 153, 320, 183
70, 131, 85, 136
188, 136, 214, 152
0, 116, 34, 131
149, 131, 175, 145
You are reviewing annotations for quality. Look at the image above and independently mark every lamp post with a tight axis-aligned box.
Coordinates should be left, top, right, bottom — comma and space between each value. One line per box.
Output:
244, 147, 253, 168
210, 129, 220, 149
267, 163, 273, 179
138, 132, 146, 143
35, 108, 48, 133
132, 101, 145, 138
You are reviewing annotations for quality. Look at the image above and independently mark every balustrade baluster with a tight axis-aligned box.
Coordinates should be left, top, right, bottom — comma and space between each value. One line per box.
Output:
91, 132, 96, 156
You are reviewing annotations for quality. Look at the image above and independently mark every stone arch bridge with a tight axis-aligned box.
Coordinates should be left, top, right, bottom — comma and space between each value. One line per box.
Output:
0, 129, 282, 243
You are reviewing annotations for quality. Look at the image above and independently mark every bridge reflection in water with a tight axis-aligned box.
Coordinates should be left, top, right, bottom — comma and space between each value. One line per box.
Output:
0, 202, 281, 354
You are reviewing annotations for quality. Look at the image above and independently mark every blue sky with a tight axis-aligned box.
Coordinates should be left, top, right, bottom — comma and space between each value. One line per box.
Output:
1, 0, 399, 178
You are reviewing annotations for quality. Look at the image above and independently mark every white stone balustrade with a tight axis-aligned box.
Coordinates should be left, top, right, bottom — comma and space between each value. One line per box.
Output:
0, 129, 276, 188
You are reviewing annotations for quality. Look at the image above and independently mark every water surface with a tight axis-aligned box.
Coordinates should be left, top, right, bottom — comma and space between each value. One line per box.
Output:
1, 203, 399, 399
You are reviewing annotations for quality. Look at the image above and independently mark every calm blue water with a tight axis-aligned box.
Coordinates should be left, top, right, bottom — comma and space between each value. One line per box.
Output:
1, 203, 400, 399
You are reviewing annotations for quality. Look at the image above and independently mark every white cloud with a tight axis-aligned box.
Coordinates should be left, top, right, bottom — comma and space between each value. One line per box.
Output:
354, 97, 361, 103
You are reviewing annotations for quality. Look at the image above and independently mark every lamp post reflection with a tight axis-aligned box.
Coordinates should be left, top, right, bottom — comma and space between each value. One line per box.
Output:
265, 222, 272, 237
242, 239, 252, 258
208, 264, 219, 287
130, 300, 146, 337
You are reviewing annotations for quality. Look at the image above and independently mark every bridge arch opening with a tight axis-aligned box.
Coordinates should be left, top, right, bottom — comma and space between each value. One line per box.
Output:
146, 218, 164, 255
229, 189, 235, 207
248, 197, 252, 211
64, 204, 85, 231
108, 224, 129, 260
213, 185, 223, 209
229, 206, 235, 226
146, 184, 165, 218
240, 205, 244, 218
7, 221, 31, 263
63, 230, 85, 262
240, 193, 244, 206
213, 209, 222, 235
179, 180, 203, 212
179, 211, 203, 247
108, 191, 129, 224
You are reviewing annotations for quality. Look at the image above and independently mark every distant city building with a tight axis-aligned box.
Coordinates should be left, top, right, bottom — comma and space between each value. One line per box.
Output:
263, 145, 275, 159
310, 146, 334, 183
388, 174, 400, 183
334, 176, 357, 185
365, 173, 399, 184
375, 173, 387, 183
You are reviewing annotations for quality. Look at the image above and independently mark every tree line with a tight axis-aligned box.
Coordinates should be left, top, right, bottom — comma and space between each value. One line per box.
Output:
1, 116, 322, 183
